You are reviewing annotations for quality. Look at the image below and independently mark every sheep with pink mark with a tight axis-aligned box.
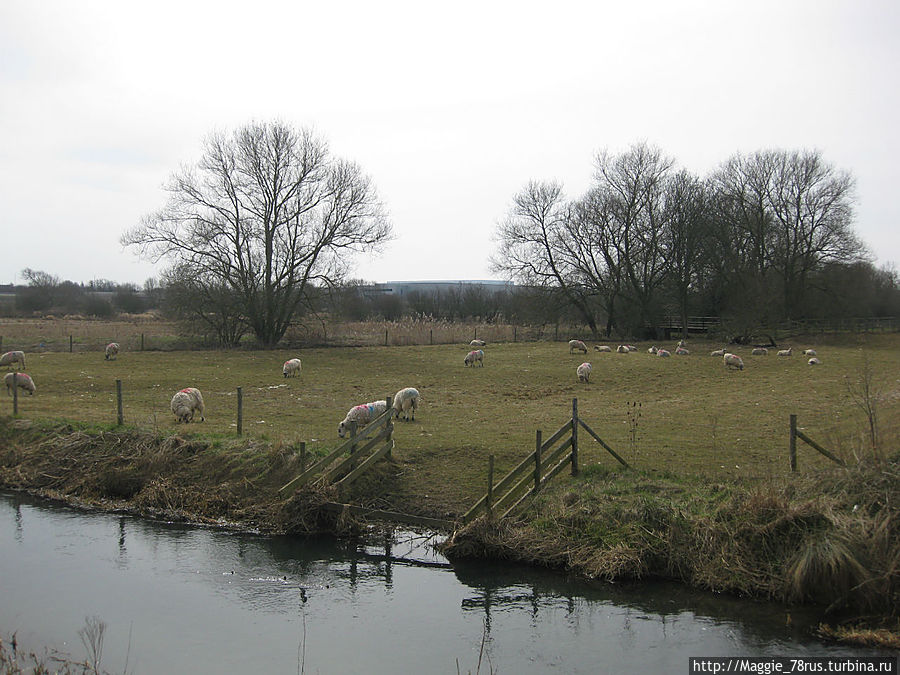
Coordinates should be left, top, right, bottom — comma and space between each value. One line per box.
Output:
282, 358, 302, 378
0, 350, 25, 370
338, 400, 388, 437
105, 342, 119, 360
724, 353, 744, 371
5, 372, 35, 396
568, 339, 588, 354
171, 387, 205, 423
657, 348, 671, 357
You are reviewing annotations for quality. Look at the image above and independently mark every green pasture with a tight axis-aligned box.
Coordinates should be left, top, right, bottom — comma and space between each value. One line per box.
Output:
4, 335, 898, 515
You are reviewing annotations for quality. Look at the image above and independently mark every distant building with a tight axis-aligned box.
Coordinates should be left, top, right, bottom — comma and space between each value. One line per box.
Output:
372, 280, 515, 296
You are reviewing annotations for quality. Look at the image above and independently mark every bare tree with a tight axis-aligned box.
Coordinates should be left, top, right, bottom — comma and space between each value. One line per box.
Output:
492, 180, 600, 335
123, 121, 392, 346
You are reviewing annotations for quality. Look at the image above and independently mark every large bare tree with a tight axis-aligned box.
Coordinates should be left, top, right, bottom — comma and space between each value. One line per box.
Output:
123, 121, 392, 346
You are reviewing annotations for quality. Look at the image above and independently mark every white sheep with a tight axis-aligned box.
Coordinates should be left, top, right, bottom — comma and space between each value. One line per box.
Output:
568, 339, 588, 354
464, 349, 484, 367
677, 339, 687, 349
392, 387, 419, 421
710, 348, 727, 357
0, 350, 25, 370
5, 372, 35, 396
595, 345, 612, 352
647, 346, 658, 354
576, 362, 592, 383
626, 345, 638, 352
170, 387, 205, 423
724, 353, 744, 371
751, 347, 768, 356
808, 357, 821, 365
675, 347, 690, 356
616, 345, 629, 354
338, 400, 389, 437
105, 342, 119, 360
282, 358, 302, 378
803, 349, 817, 357
657, 348, 671, 357
470, 339, 486, 347
777, 347, 792, 357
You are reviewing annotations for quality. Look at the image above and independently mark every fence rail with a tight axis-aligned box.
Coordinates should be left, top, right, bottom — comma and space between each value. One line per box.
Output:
463, 399, 629, 523
279, 399, 395, 495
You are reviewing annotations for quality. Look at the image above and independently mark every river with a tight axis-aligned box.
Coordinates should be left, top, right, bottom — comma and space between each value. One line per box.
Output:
0, 491, 891, 673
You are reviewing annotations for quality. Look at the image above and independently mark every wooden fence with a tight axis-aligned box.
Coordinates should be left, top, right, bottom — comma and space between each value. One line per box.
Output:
462, 399, 630, 523
789, 414, 845, 471
279, 398, 395, 496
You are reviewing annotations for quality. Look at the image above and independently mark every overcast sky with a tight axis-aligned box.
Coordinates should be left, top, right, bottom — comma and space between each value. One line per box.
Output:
1, 1, 897, 287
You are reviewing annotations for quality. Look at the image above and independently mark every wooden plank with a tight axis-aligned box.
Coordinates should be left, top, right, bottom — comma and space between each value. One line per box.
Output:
462, 449, 539, 521
278, 408, 394, 493
501, 454, 573, 520
796, 429, 845, 466
539, 437, 573, 473
540, 420, 573, 453
335, 440, 394, 487
579, 419, 630, 468
321, 502, 453, 530
322, 427, 391, 483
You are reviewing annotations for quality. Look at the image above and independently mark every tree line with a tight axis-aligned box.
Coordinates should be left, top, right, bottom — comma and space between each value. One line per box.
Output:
6, 124, 896, 345
492, 142, 898, 338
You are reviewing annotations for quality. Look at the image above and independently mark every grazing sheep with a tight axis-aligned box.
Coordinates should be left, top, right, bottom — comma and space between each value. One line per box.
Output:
724, 353, 744, 371
616, 345, 629, 354
595, 345, 612, 352
105, 342, 119, 360
576, 362, 592, 383
339, 400, 389, 437
470, 339, 486, 347
568, 339, 588, 354
657, 349, 671, 357
777, 347, 792, 357
803, 349, 817, 357
464, 349, 485, 367
751, 347, 768, 356
808, 357, 821, 365
675, 347, 690, 356
647, 346, 658, 354
282, 358, 302, 378
626, 345, 638, 352
170, 387, 205, 423
392, 387, 419, 421
5, 372, 35, 396
0, 350, 25, 370
710, 348, 727, 357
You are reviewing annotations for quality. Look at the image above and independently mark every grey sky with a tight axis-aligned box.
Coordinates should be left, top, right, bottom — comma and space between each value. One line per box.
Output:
1, 1, 897, 286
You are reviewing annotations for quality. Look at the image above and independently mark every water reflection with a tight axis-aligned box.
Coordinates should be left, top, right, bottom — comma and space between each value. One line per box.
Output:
1, 491, 889, 674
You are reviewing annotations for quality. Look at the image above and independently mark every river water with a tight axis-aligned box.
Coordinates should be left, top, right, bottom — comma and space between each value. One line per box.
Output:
0, 491, 890, 673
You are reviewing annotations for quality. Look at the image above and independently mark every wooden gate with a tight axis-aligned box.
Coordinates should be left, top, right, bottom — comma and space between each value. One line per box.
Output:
462, 399, 629, 523
279, 398, 395, 495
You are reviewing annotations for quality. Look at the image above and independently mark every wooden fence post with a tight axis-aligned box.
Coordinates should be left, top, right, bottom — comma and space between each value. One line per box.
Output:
789, 414, 797, 472
430, 328, 433, 345
513, 326, 517, 343
486, 454, 495, 517
385, 396, 393, 459
116, 379, 123, 425
69, 335, 73, 353
237, 386, 243, 436
534, 430, 542, 494
12, 372, 18, 416
349, 421, 358, 471
384, 329, 388, 347
299, 441, 307, 472
571, 398, 579, 476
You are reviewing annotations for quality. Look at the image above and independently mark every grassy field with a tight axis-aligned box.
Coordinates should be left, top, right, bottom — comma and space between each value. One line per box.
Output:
3, 331, 898, 517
